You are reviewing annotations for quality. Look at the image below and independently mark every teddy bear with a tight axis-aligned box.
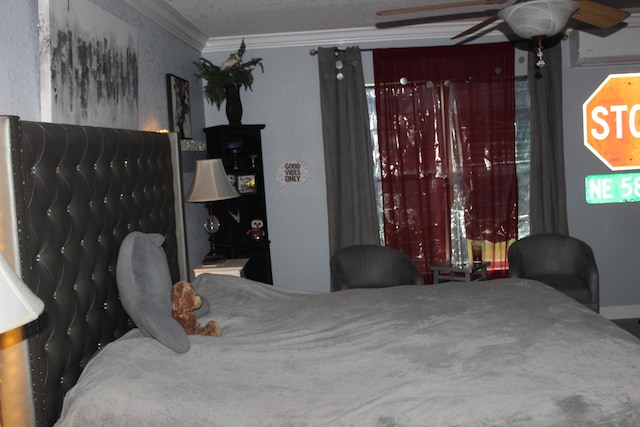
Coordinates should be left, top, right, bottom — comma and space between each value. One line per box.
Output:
171, 281, 221, 336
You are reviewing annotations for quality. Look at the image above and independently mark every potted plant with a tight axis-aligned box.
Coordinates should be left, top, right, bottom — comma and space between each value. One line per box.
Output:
194, 39, 263, 125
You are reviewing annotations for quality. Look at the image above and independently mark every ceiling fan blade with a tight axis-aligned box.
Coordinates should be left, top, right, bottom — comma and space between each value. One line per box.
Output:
572, 0, 630, 29
451, 14, 499, 39
376, 0, 507, 17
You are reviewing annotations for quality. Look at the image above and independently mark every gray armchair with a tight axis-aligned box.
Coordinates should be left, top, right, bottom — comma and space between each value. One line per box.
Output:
330, 244, 424, 292
508, 234, 599, 312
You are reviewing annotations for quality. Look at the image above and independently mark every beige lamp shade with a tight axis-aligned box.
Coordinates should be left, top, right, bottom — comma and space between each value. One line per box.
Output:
498, 0, 579, 39
185, 159, 240, 202
0, 250, 44, 335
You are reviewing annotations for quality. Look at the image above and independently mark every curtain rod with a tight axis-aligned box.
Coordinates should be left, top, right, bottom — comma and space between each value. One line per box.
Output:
309, 47, 374, 56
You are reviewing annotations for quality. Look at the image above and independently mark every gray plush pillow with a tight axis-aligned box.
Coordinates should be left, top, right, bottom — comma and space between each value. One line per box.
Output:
116, 231, 190, 353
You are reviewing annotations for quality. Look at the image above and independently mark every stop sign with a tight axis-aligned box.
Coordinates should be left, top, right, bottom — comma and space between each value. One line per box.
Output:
583, 73, 640, 171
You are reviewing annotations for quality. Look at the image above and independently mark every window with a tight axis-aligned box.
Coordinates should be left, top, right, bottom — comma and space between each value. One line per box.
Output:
365, 86, 384, 244
514, 77, 531, 238
365, 78, 531, 248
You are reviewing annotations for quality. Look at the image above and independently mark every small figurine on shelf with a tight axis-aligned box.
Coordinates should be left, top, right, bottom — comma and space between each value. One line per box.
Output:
228, 174, 237, 189
246, 218, 266, 241
249, 153, 258, 168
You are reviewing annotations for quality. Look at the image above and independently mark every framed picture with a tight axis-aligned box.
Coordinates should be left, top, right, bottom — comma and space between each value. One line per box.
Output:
237, 174, 257, 193
166, 74, 192, 139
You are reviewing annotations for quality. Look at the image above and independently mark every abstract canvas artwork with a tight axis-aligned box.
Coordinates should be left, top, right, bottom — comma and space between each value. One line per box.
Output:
39, 0, 138, 129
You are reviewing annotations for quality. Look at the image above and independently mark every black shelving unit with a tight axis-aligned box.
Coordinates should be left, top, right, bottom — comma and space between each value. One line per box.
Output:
204, 124, 273, 284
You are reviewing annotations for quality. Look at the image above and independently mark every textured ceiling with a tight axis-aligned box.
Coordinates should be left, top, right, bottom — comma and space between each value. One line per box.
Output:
160, 0, 639, 40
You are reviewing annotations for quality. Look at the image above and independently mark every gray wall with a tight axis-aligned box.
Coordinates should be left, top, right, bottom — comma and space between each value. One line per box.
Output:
562, 42, 640, 318
1, 1, 41, 120
0, 0, 209, 282
201, 46, 332, 292
1, 0, 205, 132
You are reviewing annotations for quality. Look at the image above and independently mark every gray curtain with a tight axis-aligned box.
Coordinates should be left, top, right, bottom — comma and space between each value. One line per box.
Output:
318, 47, 380, 254
527, 37, 569, 235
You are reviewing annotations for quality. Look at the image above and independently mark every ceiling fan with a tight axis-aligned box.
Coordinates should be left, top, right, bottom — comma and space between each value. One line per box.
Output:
377, 0, 630, 66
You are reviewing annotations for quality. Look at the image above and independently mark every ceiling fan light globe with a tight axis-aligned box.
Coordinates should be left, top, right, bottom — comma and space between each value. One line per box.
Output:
498, 0, 579, 39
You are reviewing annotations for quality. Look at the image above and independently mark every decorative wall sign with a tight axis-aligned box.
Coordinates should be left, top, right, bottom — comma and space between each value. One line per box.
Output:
583, 73, 640, 171
582, 73, 640, 204
275, 161, 310, 187
39, 0, 138, 128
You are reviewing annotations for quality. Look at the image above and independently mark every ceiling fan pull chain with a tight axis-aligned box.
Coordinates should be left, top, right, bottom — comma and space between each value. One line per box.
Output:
535, 38, 546, 68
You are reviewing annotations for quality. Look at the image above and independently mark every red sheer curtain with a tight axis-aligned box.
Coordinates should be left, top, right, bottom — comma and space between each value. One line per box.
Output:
373, 43, 518, 282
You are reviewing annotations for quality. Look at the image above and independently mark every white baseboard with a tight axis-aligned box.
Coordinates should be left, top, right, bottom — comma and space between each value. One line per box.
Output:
600, 305, 640, 320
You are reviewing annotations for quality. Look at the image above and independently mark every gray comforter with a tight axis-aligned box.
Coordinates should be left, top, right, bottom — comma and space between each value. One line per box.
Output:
56, 276, 640, 426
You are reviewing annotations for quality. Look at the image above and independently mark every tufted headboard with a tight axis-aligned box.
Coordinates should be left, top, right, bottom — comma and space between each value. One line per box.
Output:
0, 116, 188, 426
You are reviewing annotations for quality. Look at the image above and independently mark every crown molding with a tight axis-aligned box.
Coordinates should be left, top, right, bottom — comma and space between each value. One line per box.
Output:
201, 22, 506, 53
201, 13, 640, 53
123, 0, 208, 51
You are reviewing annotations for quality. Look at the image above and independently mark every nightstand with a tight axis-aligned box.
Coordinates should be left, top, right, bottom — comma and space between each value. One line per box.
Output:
193, 258, 249, 278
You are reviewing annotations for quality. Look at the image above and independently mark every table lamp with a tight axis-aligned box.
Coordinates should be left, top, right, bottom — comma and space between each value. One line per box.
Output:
0, 249, 44, 335
185, 159, 240, 265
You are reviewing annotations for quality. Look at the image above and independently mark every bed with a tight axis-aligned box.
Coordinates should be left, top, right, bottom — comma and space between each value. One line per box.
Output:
0, 115, 187, 426
54, 273, 640, 426
3, 116, 640, 426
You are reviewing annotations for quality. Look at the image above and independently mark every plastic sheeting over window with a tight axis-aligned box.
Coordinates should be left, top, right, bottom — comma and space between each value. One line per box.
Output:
373, 43, 518, 282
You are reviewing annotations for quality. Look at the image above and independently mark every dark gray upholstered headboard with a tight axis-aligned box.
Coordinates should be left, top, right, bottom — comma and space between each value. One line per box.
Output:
0, 116, 188, 426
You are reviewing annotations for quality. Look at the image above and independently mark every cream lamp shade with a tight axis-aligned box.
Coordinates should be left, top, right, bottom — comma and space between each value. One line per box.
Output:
185, 159, 239, 202
498, 0, 579, 39
0, 250, 44, 335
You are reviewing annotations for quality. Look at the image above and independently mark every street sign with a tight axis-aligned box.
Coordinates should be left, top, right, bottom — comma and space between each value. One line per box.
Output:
583, 73, 640, 171
585, 172, 640, 204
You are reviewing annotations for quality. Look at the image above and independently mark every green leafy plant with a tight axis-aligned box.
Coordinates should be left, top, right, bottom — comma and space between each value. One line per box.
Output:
194, 39, 264, 109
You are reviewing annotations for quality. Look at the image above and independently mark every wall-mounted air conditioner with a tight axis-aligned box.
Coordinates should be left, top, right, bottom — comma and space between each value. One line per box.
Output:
570, 23, 640, 67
